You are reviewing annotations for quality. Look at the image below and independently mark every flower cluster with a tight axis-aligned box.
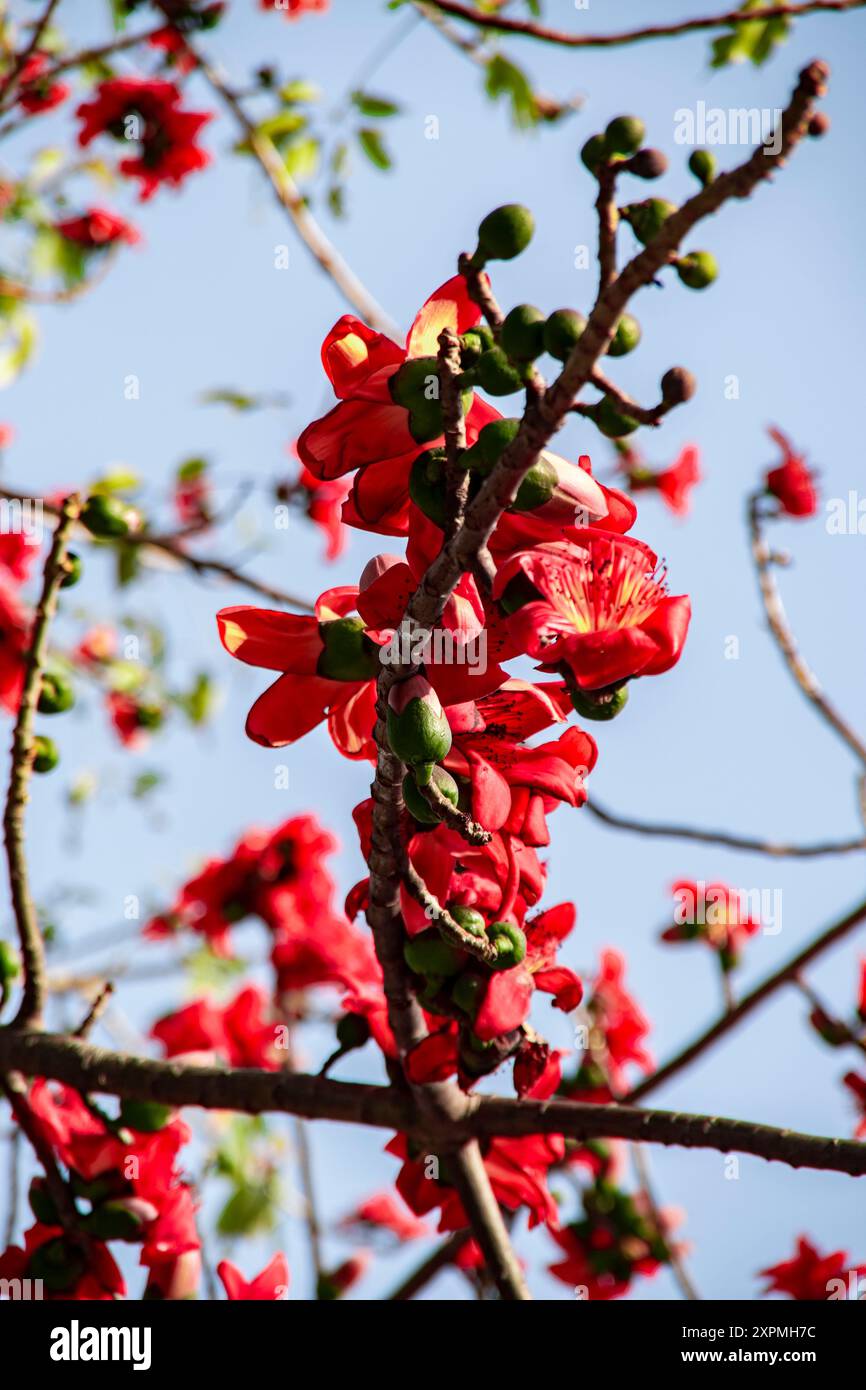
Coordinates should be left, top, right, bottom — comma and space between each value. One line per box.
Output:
76, 79, 212, 202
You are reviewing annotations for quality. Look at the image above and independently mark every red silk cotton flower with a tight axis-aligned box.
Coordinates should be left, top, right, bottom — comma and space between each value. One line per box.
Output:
217, 1253, 289, 1301
55, 208, 140, 248
16, 54, 70, 114
760, 1236, 866, 1300
76, 79, 211, 201
297, 277, 498, 534
497, 530, 690, 692
626, 444, 701, 517
765, 427, 818, 518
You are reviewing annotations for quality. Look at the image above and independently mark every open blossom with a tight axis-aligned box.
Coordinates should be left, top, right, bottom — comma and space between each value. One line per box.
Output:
218, 1253, 289, 1300
0, 531, 38, 584
55, 209, 141, 248
340, 1191, 429, 1242
497, 530, 690, 692
388, 1132, 563, 1233
76, 79, 211, 201
17, 54, 70, 114
625, 444, 701, 516
760, 1236, 866, 1300
151, 985, 281, 1068
260, 0, 329, 21
765, 427, 818, 517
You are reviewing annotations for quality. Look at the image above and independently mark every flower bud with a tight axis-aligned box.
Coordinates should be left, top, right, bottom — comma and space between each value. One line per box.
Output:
317, 617, 379, 682
500, 304, 546, 362
401, 765, 459, 824
404, 932, 464, 978
28, 1177, 60, 1225
807, 112, 830, 138
593, 396, 639, 438
37, 670, 75, 715
688, 149, 716, 186
358, 553, 402, 591
580, 134, 607, 174
621, 198, 677, 246
660, 366, 697, 405
81, 494, 141, 539
451, 972, 485, 1016
567, 681, 629, 721
543, 308, 586, 362
0, 939, 22, 985
336, 1012, 371, 1051
408, 448, 448, 529
60, 551, 82, 588
448, 905, 487, 937
32, 735, 60, 773
387, 675, 452, 767
119, 1098, 173, 1133
389, 356, 439, 408
476, 347, 526, 397
675, 250, 718, 290
459, 324, 495, 367
604, 115, 645, 157
476, 204, 535, 262
626, 147, 668, 180
488, 921, 527, 971
510, 456, 558, 512
606, 314, 641, 358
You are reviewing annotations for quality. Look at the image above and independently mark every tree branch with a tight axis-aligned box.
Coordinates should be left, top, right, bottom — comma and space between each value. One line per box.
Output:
6, 493, 79, 1030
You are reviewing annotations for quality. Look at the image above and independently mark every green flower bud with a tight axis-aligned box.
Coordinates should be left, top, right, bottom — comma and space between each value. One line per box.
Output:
119, 1099, 173, 1133
404, 932, 464, 979
593, 396, 639, 438
543, 308, 586, 362
511, 456, 557, 512
465, 418, 520, 471
621, 198, 677, 246
401, 765, 459, 824
580, 134, 607, 174
626, 148, 668, 180
498, 570, 544, 615
387, 676, 452, 766
488, 921, 527, 971
476, 204, 535, 262
567, 681, 630, 721
450, 972, 485, 1016
37, 670, 75, 715
447, 905, 487, 938
459, 324, 494, 367
406, 397, 444, 444
32, 735, 59, 773
29, 1237, 87, 1293
687, 149, 716, 186
28, 1177, 59, 1226
82, 1200, 147, 1242
0, 939, 21, 984
81, 494, 140, 539
336, 1012, 371, 1051
389, 356, 439, 408
604, 115, 645, 157
500, 304, 546, 362
60, 551, 82, 588
317, 617, 379, 682
660, 366, 696, 405
476, 347, 525, 397
606, 314, 642, 358
408, 448, 448, 529
675, 250, 718, 290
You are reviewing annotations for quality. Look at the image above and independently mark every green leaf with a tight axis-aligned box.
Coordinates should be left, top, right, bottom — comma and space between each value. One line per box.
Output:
357, 127, 392, 172
327, 185, 346, 219
176, 456, 208, 483
174, 672, 216, 726
351, 90, 400, 119
132, 770, 162, 799
256, 110, 308, 142
483, 54, 539, 130
0, 309, 38, 389
709, 0, 791, 67
90, 468, 141, 496
282, 135, 320, 181
217, 1179, 277, 1238
187, 946, 247, 992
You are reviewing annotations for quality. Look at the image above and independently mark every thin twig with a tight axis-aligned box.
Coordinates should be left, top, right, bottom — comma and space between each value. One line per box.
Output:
6, 493, 79, 1030
630, 1142, 700, 1301
424, 1, 866, 50
585, 795, 866, 858
748, 492, 866, 766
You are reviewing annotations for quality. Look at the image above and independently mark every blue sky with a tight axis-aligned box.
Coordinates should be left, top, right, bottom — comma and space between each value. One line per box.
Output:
2, 0, 866, 1300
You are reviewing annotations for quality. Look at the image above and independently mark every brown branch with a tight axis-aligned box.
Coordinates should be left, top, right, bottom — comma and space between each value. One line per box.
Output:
6, 493, 79, 1030
748, 492, 866, 766
457, 252, 503, 328
583, 369, 671, 428
425, 1, 866, 49
417, 775, 491, 846
0, 1030, 864, 1175
0, 487, 314, 612
401, 862, 498, 965
388, 1229, 469, 1299
626, 892, 866, 1103
449, 1141, 531, 1298
438, 325, 470, 533
595, 163, 619, 295
585, 794, 866, 858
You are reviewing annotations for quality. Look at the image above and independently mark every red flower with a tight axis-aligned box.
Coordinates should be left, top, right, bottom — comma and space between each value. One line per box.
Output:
475, 902, 582, 1041
297, 278, 496, 533
498, 530, 691, 692
340, 1191, 429, 1242
0, 531, 37, 584
55, 208, 140, 248
627, 444, 701, 516
151, 985, 279, 1068
550, 1183, 683, 1300
765, 427, 818, 518
566, 949, 652, 1099
260, 0, 329, 19
662, 879, 761, 969
17, 54, 70, 114
218, 1252, 289, 1300
76, 79, 211, 201
0, 581, 30, 712
0, 1221, 124, 1300
293, 457, 351, 559
389, 1132, 562, 1232
760, 1236, 866, 1300
317, 1252, 371, 1299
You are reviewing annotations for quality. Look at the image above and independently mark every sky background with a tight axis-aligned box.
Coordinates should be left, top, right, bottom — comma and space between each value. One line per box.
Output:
2, 0, 866, 1301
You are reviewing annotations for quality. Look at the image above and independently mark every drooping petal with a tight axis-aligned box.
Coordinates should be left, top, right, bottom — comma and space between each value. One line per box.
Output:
216, 606, 322, 674
406, 274, 481, 358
